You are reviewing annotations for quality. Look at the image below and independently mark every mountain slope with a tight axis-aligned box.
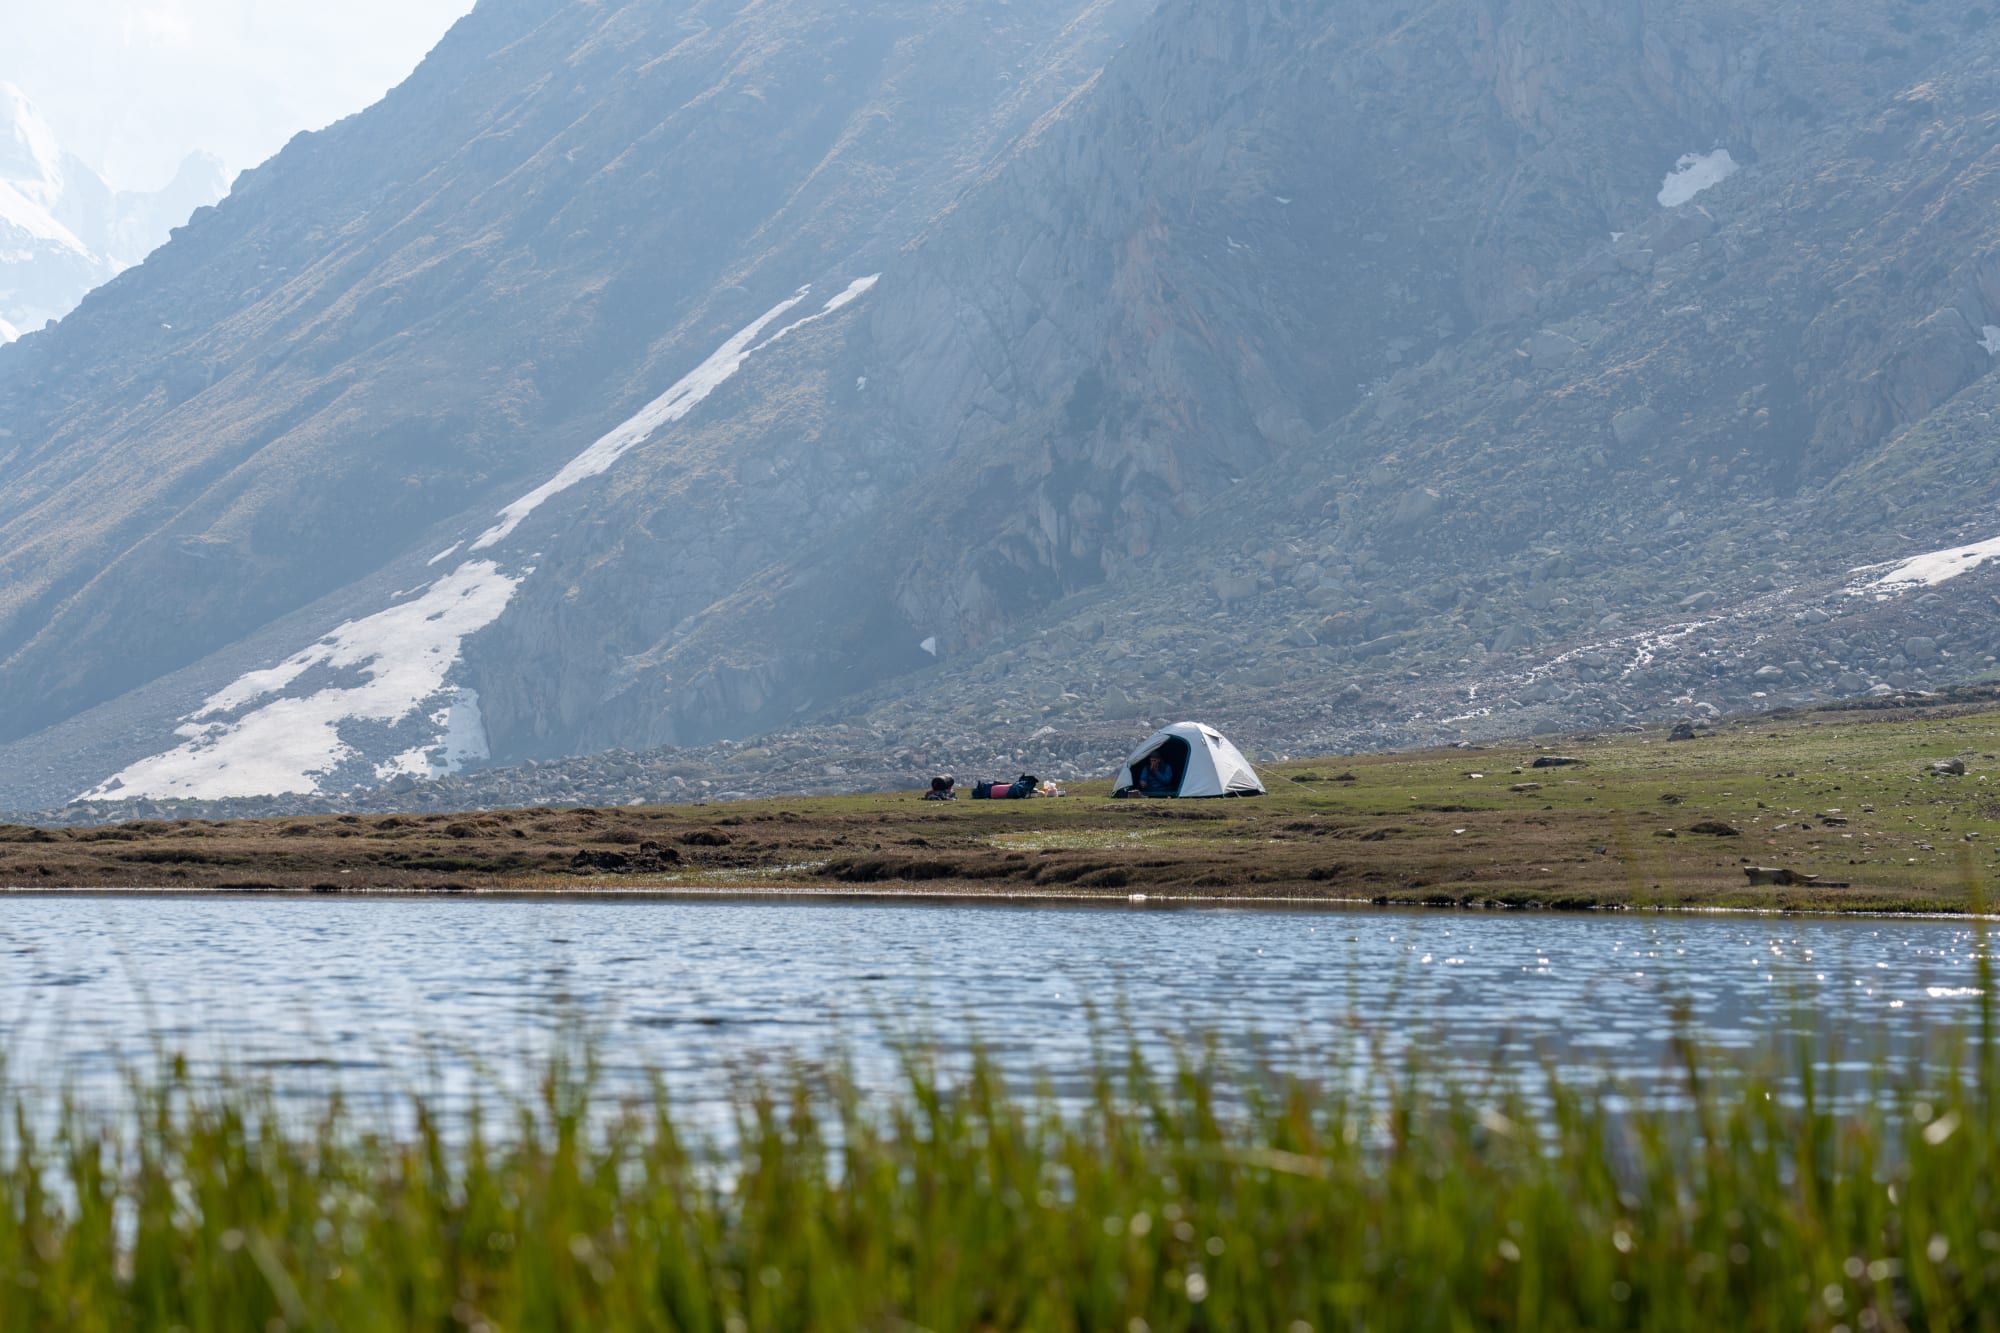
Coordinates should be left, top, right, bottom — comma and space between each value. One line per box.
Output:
514, 0, 2000, 757
0, 0, 1148, 801
7, 0, 2000, 814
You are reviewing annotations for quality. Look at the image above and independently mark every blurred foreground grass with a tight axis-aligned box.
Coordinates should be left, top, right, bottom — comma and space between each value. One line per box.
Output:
4, 1012, 1999, 1333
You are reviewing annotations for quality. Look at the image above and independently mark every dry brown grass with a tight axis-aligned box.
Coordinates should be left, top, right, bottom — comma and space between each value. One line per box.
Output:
12, 702, 2000, 911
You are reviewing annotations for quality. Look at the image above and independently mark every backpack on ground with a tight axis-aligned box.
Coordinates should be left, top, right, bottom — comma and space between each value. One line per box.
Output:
969, 774, 1039, 800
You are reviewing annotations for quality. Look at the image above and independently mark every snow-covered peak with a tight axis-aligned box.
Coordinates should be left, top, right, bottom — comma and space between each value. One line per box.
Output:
0, 87, 228, 335
0, 83, 65, 205
0, 177, 92, 255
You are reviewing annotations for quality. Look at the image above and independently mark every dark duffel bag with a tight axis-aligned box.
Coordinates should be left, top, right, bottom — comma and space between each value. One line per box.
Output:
970, 775, 1038, 800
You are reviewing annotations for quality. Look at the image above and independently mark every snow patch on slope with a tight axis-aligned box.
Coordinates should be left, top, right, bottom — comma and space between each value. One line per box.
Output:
0, 316, 16, 344
1981, 326, 2000, 356
472, 276, 878, 552
377, 687, 491, 782
83, 561, 523, 801
1853, 533, 2000, 595
83, 277, 884, 802
1658, 149, 1738, 207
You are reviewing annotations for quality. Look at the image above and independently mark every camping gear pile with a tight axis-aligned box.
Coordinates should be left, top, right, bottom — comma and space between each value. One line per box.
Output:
970, 774, 1041, 800
917, 723, 1261, 804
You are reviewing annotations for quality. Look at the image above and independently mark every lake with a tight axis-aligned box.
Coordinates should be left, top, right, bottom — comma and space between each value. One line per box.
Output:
2, 895, 1990, 1121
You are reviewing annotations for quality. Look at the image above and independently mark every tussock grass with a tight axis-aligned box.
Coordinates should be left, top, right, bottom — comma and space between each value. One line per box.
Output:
4, 1012, 1997, 1331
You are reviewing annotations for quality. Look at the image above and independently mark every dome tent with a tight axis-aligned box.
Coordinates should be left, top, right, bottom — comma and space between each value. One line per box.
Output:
1112, 722, 1265, 798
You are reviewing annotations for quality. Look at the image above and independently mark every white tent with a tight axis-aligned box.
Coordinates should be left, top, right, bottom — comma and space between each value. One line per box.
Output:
1112, 721, 1265, 798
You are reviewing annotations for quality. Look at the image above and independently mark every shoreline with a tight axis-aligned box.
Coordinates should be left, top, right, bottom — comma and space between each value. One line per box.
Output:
5, 880, 1995, 923
8, 701, 2000, 918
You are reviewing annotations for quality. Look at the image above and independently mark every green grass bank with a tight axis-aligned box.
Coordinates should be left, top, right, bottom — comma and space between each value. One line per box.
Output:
4, 1021, 1998, 1332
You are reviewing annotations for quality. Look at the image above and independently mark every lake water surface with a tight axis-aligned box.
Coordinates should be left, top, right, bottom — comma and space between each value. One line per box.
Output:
2, 895, 1990, 1119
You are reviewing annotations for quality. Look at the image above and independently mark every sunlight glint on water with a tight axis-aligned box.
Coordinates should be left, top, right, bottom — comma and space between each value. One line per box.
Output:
1, 897, 1988, 1121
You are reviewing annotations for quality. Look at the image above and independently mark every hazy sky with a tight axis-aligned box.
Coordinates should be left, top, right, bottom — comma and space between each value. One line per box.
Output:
1, 0, 478, 190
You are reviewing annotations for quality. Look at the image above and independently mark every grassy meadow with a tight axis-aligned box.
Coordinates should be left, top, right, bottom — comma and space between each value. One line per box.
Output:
10, 697, 2000, 911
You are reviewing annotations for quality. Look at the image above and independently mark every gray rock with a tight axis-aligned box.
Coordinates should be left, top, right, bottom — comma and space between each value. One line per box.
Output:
1904, 636, 1939, 662
1389, 487, 1443, 528
1212, 573, 1260, 607
1527, 330, 1582, 371
1612, 406, 1663, 447
1931, 758, 1967, 776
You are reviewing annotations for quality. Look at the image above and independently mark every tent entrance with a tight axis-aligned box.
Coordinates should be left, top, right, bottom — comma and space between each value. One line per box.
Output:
1134, 735, 1192, 796
1111, 721, 1267, 800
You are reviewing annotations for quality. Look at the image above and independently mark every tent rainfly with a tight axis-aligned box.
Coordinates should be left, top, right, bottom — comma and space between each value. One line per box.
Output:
1112, 722, 1266, 798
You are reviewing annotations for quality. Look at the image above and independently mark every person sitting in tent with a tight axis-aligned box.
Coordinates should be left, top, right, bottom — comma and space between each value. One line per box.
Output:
1111, 722, 1265, 799
1134, 752, 1177, 795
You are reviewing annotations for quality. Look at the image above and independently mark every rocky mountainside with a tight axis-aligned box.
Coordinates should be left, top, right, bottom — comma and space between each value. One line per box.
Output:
5, 0, 2000, 816
0, 83, 226, 339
